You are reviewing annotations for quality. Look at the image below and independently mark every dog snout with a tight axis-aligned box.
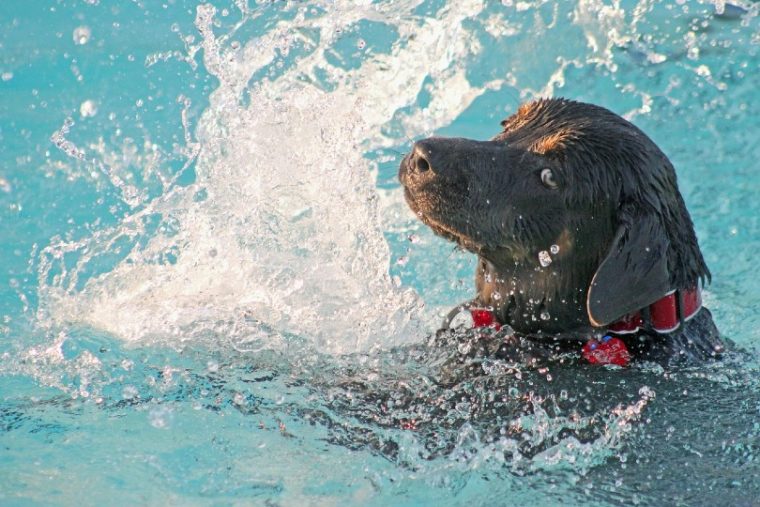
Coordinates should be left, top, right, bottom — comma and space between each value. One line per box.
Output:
411, 144, 431, 173
400, 139, 448, 183
399, 142, 436, 185
400, 136, 497, 185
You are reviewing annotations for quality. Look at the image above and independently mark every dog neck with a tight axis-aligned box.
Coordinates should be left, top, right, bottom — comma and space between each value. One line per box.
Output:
475, 256, 596, 336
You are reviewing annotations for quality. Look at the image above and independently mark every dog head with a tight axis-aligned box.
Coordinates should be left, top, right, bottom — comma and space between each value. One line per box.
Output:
399, 98, 710, 334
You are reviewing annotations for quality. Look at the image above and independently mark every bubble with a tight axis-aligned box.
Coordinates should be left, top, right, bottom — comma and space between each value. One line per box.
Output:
79, 99, 98, 118
122, 385, 139, 399
540, 310, 550, 321
73, 26, 91, 45
148, 405, 173, 429
538, 250, 552, 267
550, 244, 560, 255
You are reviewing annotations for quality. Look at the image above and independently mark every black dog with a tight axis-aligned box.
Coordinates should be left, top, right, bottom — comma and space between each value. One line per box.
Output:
399, 98, 724, 365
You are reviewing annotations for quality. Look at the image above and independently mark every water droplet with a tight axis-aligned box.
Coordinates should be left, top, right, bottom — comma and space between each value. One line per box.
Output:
550, 244, 560, 255
357, 38, 366, 49
231, 40, 240, 50
491, 291, 502, 301
1, 72, 13, 82
538, 250, 552, 267
408, 234, 420, 244
73, 26, 91, 45
540, 310, 550, 321
79, 99, 97, 118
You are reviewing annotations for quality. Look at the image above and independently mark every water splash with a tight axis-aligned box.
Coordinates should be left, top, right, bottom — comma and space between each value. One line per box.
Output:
38, 1, 503, 353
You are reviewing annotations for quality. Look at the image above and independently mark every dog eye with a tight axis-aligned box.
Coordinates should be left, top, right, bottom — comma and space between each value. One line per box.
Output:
540, 168, 559, 189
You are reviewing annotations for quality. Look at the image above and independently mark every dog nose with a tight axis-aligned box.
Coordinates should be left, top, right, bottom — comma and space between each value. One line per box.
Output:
411, 137, 463, 176
411, 144, 431, 173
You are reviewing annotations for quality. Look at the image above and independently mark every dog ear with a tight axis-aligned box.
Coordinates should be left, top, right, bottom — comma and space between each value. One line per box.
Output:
587, 211, 672, 327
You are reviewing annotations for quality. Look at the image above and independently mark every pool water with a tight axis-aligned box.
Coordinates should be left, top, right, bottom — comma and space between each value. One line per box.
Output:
2, 0, 760, 505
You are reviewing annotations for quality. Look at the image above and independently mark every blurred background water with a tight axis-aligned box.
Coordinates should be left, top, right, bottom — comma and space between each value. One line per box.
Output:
1, 1, 759, 505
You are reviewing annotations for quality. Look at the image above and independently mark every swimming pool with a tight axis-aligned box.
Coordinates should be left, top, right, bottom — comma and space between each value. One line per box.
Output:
1, 0, 759, 505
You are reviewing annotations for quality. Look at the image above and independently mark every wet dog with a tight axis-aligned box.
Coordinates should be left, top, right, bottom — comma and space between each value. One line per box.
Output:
399, 98, 723, 365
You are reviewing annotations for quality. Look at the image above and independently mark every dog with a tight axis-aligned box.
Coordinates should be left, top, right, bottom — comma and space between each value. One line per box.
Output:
399, 98, 724, 366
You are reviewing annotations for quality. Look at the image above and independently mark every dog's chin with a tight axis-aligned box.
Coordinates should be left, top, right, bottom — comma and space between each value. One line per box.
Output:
404, 191, 483, 253
404, 189, 526, 264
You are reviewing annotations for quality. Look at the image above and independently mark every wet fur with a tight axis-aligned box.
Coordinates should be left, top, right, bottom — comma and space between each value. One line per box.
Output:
399, 98, 723, 365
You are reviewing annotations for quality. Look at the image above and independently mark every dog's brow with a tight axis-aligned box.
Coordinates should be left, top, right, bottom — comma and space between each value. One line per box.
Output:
530, 130, 573, 155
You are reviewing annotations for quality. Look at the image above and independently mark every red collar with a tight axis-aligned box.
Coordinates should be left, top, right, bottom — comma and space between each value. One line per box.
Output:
605, 285, 702, 334
469, 285, 702, 367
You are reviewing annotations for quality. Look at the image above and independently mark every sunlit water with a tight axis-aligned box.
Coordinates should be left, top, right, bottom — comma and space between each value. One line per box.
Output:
1, 1, 760, 505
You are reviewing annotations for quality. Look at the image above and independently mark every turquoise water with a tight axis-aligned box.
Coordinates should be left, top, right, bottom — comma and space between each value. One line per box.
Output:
2, 0, 760, 505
